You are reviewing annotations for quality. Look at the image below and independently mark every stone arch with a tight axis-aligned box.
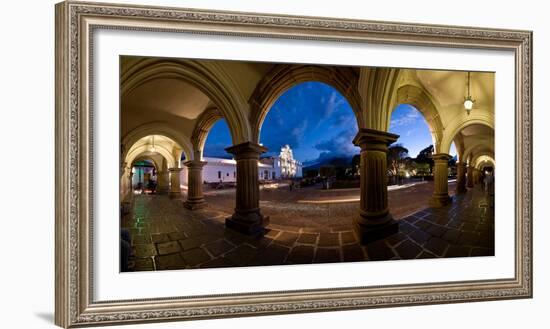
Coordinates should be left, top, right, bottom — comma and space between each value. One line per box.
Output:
463, 141, 494, 164
132, 155, 162, 172
190, 107, 223, 160
249, 64, 362, 142
122, 122, 192, 163
440, 115, 495, 155
473, 154, 496, 170
453, 133, 466, 162
390, 84, 445, 153
126, 143, 177, 170
121, 58, 251, 144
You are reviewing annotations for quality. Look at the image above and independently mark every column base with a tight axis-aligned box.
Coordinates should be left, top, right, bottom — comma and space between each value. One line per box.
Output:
354, 214, 399, 244
430, 194, 452, 207
183, 199, 206, 210
226, 211, 270, 236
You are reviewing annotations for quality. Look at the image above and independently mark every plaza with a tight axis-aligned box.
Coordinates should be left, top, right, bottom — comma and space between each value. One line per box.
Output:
123, 181, 494, 271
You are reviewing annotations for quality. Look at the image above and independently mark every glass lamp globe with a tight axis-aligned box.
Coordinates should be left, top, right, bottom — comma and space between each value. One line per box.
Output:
463, 97, 475, 114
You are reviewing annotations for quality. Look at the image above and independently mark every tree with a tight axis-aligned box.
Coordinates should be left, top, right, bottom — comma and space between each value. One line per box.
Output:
351, 154, 360, 176
415, 145, 434, 174
387, 144, 410, 177
319, 165, 336, 178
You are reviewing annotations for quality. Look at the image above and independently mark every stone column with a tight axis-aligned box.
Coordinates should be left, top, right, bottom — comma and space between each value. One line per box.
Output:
467, 165, 474, 188
168, 167, 183, 198
183, 160, 207, 210
431, 153, 452, 207
225, 142, 269, 236
156, 170, 170, 194
456, 161, 467, 194
352, 128, 399, 244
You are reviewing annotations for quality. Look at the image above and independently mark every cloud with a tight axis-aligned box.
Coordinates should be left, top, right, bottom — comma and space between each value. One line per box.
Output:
406, 128, 417, 137
390, 107, 420, 129
311, 128, 359, 163
203, 143, 232, 159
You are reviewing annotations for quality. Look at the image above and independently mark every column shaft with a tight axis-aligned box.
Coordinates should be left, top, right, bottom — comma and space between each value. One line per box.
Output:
431, 153, 452, 207
184, 160, 207, 210
225, 142, 269, 235
456, 162, 467, 194
156, 170, 169, 194
353, 128, 399, 244
467, 165, 474, 188
169, 167, 183, 198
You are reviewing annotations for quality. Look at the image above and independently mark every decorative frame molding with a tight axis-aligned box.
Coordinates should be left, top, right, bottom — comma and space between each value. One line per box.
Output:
55, 1, 532, 327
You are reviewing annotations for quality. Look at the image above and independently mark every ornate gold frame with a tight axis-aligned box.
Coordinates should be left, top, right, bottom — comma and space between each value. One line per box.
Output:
55, 1, 532, 327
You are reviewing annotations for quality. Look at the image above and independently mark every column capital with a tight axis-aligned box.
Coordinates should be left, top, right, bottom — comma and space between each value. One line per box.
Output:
168, 167, 183, 173
353, 128, 399, 151
183, 160, 207, 170
225, 141, 267, 160
432, 153, 452, 162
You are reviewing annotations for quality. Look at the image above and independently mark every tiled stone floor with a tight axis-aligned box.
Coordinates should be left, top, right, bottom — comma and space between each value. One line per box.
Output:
122, 183, 494, 271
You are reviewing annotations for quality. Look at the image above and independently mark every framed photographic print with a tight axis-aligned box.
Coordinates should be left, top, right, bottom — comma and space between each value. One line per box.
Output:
55, 1, 532, 327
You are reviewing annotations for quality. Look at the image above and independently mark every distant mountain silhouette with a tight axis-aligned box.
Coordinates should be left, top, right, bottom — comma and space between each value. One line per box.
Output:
303, 156, 353, 171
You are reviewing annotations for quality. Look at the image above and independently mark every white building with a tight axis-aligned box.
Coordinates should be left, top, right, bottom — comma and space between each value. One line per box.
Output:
260, 145, 303, 179
182, 145, 303, 184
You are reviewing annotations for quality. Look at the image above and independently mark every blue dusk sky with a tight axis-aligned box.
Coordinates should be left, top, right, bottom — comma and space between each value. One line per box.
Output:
203, 82, 455, 163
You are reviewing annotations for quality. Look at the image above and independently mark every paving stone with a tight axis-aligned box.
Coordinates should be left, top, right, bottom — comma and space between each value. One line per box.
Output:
151, 233, 170, 243
458, 232, 480, 246
415, 220, 432, 230
200, 257, 235, 269
178, 235, 211, 250
273, 231, 299, 247
204, 239, 235, 257
408, 229, 431, 245
133, 244, 157, 258
471, 248, 494, 257
461, 222, 478, 232
253, 244, 290, 265
441, 229, 461, 244
426, 224, 447, 238
402, 215, 420, 224
297, 233, 318, 244
342, 244, 365, 262
447, 219, 462, 229
168, 231, 187, 241
132, 234, 152, 245
318, 232, 340, 247
399, 222, 416, 235
156, 241, 181, 255
416, 251, 438, 259
223, 245, 258, 265
445, 245, 471, 258
287, 245, 315, 264
155, 253, 186, 270
395, 239, 423, 259
264, 229, 281, 239
385, 232, 408, 247
340, 231, 357, 245
181, 248, 212, 266
132, 257, 155, 271
424, 237, 449, 257
245, 237, 273, 249
365, 241, 395, 261
314, 248, 341, 263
